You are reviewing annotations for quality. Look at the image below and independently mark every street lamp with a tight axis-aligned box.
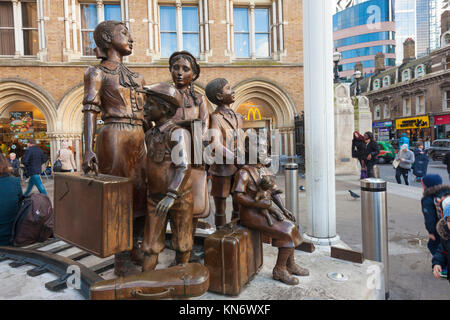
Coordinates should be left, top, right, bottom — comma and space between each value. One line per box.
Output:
333, 51, 342, 83
354, 70, 362, 96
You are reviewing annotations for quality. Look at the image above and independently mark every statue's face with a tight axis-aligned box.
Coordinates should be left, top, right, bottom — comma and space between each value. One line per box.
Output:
218, 83, 235, 105
111, 24, 133, 56
170, 58, 194, 89
144, 96, 163, 122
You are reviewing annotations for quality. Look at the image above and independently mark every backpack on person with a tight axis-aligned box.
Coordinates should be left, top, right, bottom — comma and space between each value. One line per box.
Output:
433, 193, 450, 219
11, 193, 54, 247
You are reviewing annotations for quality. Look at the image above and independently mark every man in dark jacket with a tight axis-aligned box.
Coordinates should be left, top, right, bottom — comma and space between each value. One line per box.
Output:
432, 207, 450, 281
421, 174, 448, 255
363, 132, 379, 178
22, 139, 47, 196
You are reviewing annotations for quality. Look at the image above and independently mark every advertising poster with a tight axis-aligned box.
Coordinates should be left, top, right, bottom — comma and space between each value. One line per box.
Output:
9, 111, 33, 133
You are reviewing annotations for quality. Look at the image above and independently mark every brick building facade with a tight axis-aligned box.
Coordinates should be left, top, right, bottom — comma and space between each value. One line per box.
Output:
0, 0, 303, 170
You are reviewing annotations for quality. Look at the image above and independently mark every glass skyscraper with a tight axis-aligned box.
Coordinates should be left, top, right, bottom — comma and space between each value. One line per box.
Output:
333, 0, 396, 79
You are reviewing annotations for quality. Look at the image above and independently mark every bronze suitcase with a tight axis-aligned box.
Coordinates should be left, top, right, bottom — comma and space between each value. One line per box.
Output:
90, 263, 209, 300
54, 173, 133, 258
204, 223, 263, 296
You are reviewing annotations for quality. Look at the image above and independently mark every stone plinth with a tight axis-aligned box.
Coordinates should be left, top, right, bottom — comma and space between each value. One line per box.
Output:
334, 84, 358, 175
356, 96, 373, 136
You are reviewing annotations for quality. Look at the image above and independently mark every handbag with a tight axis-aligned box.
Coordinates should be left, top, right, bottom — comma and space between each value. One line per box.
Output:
53, 151, 62, 172
360, 168, 368, 179
392, 158, 400, 169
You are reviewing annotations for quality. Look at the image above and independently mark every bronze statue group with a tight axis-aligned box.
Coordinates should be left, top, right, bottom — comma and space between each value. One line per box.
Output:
81, 20, 308, 287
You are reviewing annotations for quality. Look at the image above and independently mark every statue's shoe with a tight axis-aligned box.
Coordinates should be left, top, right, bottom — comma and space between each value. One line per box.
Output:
273, 267, 299, 285
287, 263, 310, 276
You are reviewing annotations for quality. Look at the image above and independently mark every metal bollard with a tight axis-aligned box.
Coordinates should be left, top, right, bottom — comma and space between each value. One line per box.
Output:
373, 165, 380, 178
284, 163, 299, 223
361, 178, 389, 299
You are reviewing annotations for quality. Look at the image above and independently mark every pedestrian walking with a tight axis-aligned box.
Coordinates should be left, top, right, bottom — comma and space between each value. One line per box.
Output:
363, 132, 379, 178
8, 153, 20, 177
421, 174, 448, 256
57, 141, 76, 172
413, 142, 429, 183
394, 144, 415, 185
352, 131, 367, 179
0, 153, 23, 246
22, 139, 47, 196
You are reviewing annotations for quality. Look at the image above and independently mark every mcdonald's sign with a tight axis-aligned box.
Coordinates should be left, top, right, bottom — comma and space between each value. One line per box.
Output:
247, 107, 262, 121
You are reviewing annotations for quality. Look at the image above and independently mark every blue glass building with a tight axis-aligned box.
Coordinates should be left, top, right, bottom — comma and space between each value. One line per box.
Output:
333, 0, 396, 79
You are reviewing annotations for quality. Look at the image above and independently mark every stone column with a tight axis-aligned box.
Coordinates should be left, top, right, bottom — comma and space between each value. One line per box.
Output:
334, 84, 358, 175
175, 1, 183, 51
97, 0, 104, 23
302, 0, 339, 245
75, 137, 81, 172
249, 2, 256, 59
357, 96, 373, 135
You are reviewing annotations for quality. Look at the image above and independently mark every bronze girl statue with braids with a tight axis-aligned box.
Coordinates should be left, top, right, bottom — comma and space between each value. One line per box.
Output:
168, 51, 211, 232
82, 20, 147, 276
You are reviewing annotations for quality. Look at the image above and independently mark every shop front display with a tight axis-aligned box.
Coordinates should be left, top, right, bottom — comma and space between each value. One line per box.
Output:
433, 114, 450, 139
395, 115, 431, 146
372, 121, 393, 141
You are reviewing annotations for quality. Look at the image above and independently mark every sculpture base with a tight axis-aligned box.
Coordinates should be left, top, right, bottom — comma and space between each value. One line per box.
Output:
302, 234, 341, 247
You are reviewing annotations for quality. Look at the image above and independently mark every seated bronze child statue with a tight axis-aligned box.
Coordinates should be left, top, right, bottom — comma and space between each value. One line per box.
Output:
232, 147, 310, 285
141, 82, 194, 272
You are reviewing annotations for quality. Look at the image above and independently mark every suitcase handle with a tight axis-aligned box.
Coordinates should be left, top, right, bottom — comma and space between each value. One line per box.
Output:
132, 288, 174, 300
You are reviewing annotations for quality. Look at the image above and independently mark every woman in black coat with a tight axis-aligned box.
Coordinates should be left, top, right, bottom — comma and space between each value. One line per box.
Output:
363, 132, 380, 178
352, 131, 367, 177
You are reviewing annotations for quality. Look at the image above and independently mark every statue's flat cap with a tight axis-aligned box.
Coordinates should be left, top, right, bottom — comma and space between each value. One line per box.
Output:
143, 82, 183, 109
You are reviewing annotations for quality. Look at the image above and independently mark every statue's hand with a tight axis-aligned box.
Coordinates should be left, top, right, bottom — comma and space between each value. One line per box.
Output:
82, 151, 98, 175
270, 209, 285, 222
155, 196, 175, 216
260, 210, 273, 226
283, 209, 296, 223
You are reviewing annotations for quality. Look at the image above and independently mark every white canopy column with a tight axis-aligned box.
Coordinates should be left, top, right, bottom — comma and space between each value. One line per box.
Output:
302, 0, 339, 246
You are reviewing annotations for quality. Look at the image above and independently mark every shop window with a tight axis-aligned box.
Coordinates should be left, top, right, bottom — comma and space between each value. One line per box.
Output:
159, 5, 199, 58
0, 0, 41, 56
80, 2, 121, 57
403, 97, 411, 116
416, 95, 425, 115
383, 104, 390, 119
234, 7, 270, 58
0, 1, 15, 55
374, 105, 381, 120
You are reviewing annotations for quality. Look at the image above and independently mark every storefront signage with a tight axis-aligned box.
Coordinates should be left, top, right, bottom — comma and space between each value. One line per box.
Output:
373, 121, 393, 128
395, 116, 429, 130
247, 107, 262, 121
9, 112, 33, 133
434, 114, 450, 126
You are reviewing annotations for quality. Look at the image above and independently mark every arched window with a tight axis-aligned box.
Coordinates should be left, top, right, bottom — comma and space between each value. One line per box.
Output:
373, 79, 380, 91
415, 65, 425, 78
402, 69, 411, 81
383, 76, 390, 87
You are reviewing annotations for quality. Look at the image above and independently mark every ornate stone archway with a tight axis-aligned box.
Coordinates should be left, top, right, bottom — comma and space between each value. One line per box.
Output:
232, 78, 298, 156
0, 79, 58, 162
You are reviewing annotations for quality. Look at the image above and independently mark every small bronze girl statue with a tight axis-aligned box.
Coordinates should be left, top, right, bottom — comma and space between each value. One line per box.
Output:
82, 20, 147, 276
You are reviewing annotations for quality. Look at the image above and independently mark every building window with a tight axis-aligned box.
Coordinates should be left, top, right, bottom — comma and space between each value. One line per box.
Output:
383, 104, 390, 119
0, 1, 15, 55
80, 2, 121, 57
416, 95, 425, 114
416, 64, 425, 78
403, 97, 412, 116
444, 90, 450, 110
373, 79, 380, 91
402, 69, 410, 81
234, 7, 270, 58
374, 105, 381, 120
159, 5, 199, 58
383, 76, 390, 87
0, 0, 43, 57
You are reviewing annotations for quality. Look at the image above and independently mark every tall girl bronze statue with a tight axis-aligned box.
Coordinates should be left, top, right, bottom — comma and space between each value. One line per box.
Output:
82, 20, 147, 276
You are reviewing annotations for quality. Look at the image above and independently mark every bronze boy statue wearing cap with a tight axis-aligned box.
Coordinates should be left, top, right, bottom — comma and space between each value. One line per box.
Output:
141, 82, 194, 272
82, 20, 147, 276
205, 78, 244, 227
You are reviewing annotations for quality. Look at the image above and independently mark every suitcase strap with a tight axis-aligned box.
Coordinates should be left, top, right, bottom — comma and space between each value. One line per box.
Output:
132, 288, 175, 300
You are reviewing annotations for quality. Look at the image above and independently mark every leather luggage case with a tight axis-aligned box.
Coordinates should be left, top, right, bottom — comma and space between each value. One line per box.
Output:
204, 223, 263, 296
90, 263, 209, 300
54, 173, 133, 258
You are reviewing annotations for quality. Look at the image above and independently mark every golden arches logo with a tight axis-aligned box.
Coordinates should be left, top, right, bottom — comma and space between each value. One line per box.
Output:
247, 108, 262, 121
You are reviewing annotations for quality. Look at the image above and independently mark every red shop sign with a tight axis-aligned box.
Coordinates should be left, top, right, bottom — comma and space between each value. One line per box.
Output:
434, 115, 450, 125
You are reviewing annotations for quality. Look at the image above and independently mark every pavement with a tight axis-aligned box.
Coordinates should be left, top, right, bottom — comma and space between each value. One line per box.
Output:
3, 171, 450, 300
